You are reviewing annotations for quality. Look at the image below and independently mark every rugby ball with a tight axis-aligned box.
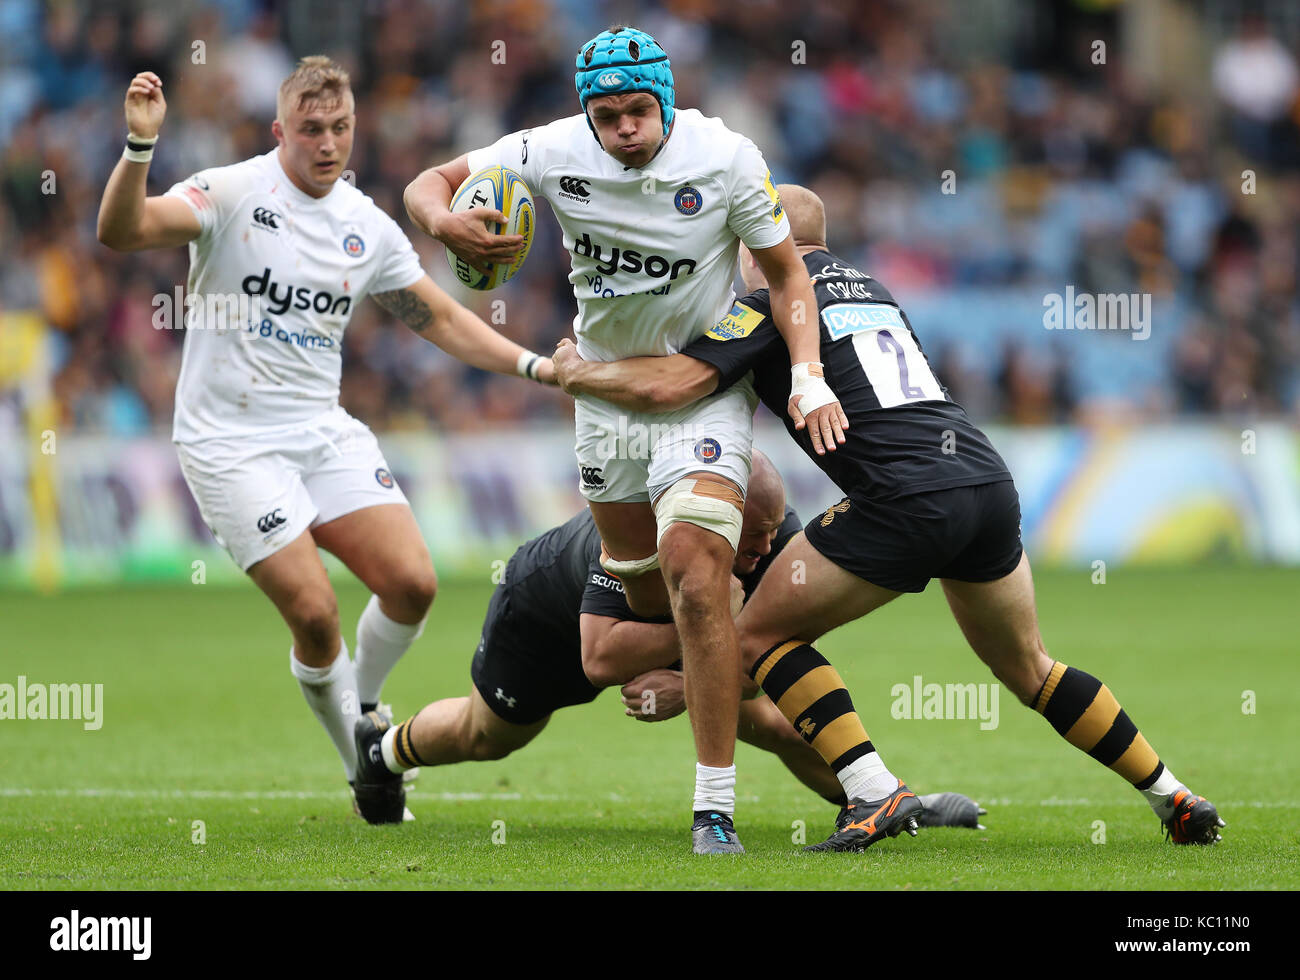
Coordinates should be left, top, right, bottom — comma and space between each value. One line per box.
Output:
446, 165, 535, 290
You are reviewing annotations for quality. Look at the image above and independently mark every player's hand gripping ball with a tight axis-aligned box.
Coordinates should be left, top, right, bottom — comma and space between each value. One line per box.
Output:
446, 166, 535, 290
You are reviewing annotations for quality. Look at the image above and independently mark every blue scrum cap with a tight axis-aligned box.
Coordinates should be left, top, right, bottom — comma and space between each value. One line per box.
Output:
575, 26, 675, 140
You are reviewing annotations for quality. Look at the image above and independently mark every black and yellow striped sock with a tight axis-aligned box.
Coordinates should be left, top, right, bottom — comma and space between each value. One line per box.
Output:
390, 717, 427, 770
1031, 661, 1165, 790
750, 641, 874, 775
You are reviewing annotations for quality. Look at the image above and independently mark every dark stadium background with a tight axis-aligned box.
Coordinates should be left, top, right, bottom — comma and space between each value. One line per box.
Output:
6, 0, 1297, 430
2, 0, 1299, 584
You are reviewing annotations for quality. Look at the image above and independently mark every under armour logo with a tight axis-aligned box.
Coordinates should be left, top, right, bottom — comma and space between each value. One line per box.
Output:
495, 688, 517, 709
580, 465, 605, 488
252, 206, 282, 230
256, 508, 286, 533
797, 717, 816, 738
559, 176, 591, 198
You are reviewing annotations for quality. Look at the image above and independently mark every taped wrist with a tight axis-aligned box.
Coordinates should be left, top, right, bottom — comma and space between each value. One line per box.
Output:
790, 361, 836, 414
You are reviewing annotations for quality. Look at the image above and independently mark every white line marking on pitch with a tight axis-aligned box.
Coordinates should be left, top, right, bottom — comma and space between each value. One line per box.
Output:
0, 788, 1288, 807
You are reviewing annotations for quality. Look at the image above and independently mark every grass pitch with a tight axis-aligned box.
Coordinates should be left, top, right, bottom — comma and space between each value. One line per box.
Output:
1, 566, 1295, 890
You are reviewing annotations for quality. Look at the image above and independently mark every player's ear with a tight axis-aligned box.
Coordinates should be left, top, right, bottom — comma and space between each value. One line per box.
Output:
271, 118, 284, 143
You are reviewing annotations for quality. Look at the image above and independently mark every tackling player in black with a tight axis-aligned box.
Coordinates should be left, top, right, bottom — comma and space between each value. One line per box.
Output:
351, 451, 986, 836
552, 184, 1224, 852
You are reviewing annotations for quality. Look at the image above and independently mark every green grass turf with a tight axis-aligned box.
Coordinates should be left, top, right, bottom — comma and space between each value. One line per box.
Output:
1, 566, 1296, 890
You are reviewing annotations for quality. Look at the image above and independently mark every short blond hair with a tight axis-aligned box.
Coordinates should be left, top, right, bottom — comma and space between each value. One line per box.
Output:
776, 184, 827, 246
277, 55, 352, 121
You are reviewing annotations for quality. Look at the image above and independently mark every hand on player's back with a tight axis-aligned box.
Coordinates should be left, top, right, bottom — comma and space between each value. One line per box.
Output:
124, 72, 166, 138
792, 401, 850, 456
787, 362, 849, 455
438, 207, 525, 275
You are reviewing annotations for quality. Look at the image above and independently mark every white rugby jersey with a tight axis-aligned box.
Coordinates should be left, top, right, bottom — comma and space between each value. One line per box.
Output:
164, 150, 424, 442
467, 108, 791, 362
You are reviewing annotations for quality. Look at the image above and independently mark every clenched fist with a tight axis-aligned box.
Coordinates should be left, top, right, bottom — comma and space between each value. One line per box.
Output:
124, 72, 166, 139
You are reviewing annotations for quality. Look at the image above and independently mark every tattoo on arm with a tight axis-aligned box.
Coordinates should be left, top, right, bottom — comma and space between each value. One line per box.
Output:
372, 288, 435, 334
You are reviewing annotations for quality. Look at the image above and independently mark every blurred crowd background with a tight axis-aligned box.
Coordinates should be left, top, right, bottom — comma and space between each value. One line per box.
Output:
3, 0, 1300, 436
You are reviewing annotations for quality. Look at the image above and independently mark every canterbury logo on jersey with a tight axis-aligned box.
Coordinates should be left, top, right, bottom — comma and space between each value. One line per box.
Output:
241, 268, 352, 317
251, 207, 282, 230
256, 509, 287, 533
558, 176, 591, 199
573, 233, 697, 280
580, 465, 605, 487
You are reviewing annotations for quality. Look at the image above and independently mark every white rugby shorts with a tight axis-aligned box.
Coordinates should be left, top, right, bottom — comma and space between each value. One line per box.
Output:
175, 406, 408, 570
573, 378, 757, 504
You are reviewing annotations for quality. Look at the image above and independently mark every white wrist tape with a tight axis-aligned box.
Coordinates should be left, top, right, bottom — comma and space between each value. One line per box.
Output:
123, 132, 158, 164
515, 349, 543, 381
789, 362, 836, 414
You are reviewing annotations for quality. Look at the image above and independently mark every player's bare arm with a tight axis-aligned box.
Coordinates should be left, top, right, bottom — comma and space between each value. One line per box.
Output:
578, 614, 680, 688
403, 153, 524, 274
97, 72, 201, 251
749, 237, 849, 455
552, 338, 718, 411
579, 571, 743, 690
371, 276, 556, 384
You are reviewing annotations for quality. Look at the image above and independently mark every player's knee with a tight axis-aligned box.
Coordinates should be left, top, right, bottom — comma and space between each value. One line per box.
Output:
285, 590, 339, 649
400, 566, 438, 618
653, 478, 745, 567
665, 560, 727, 625
375, 564, 437, 622
659, 529, 733, 624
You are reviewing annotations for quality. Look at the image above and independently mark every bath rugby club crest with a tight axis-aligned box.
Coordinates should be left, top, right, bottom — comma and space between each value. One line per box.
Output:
694, 438, 721, 463
674, 185, 702, 216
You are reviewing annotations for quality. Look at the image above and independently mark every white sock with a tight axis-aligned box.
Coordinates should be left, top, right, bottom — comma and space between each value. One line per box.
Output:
1142, 767, 1182, 816
693, 763, 736, 814
839, 752, 899, 802
380, 726, 410, 774
355, 594, 425, 706
289, 642, 359, 781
